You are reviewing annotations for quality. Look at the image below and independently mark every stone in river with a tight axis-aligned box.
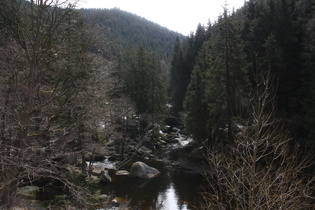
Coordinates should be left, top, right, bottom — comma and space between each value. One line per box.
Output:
129, 161, 160, 179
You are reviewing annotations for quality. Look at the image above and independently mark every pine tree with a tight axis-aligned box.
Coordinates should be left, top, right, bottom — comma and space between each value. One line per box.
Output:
194, 24, 206, 53
184, 45, 209, 142
147, 53, 167, 120
115, 46, 167, 119
204, 8, 249, 142
134, 46, 150, 113
170, 26, 207, 114
170, 37, 184, 113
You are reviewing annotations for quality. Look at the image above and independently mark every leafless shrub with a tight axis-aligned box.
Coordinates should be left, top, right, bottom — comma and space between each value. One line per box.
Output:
202, 76, 315, 209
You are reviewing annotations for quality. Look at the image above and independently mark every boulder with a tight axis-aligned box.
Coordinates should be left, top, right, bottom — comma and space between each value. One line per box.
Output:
116, 170, 129, 176
100, 170, 112, 183
91, 167, 103, 176
129, 161, 160, 179
138, 146, 152, 155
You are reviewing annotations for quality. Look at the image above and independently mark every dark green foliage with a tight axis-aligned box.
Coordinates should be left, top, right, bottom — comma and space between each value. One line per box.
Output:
79, 8, 185, 62
239, 0, 315, 142
242, 0, 304, 113
115, 46, 167, 120
169, 37, 185, 112
183, 8, 249, 143
204, 9, 249, 142
146, 54, 168, 116
169, 25, 207, 113
178, 0, 315, 146
184, 45, 209, 142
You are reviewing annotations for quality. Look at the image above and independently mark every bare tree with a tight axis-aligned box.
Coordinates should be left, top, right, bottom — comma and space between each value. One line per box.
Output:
0, 0, 100, 208
202, 75, 315, 209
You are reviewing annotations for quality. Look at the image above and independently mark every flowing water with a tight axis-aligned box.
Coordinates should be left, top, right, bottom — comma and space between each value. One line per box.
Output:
98, 145, 206, 210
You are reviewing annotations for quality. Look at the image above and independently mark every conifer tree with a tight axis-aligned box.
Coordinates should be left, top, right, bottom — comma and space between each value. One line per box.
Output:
147, 53, 167, 119
204, 8, 248, 142
170, 26, 207, 114
116, 45, 136, 96
184, 45, 209, 142
115, 46, 166, 119
134, 46, 150, 113
193, 24, 206, 57
170, 37, 184, 113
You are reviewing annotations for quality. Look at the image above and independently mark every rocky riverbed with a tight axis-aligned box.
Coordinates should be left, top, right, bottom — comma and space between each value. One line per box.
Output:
16, 116, 207, 209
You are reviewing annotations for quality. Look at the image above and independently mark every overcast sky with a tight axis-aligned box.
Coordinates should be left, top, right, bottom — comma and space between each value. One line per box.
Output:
78, 0, 246, 35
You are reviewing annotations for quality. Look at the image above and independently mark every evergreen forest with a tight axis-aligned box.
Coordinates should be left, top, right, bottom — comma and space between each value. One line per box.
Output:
0, 0, 314, 209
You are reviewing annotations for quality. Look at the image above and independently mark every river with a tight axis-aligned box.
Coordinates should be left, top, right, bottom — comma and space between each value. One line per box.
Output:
35, 128, 206, 209
98, 143, 206, 210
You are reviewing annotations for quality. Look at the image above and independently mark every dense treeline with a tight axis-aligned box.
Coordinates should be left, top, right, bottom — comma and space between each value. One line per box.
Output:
115, 46, 168, 119
170, 24, 207, 113
79, 8, 185, 62
170, 0, 315, 145
168, 1, 315, 208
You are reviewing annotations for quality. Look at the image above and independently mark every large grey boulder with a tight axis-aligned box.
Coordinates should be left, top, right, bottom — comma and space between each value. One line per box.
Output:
129, 161, 160, 179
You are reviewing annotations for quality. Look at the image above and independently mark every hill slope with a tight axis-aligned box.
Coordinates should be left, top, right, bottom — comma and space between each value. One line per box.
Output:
80, 8, 185, 62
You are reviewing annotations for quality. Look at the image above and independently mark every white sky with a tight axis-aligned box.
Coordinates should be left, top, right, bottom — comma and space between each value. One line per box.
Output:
78, 0, 246, 35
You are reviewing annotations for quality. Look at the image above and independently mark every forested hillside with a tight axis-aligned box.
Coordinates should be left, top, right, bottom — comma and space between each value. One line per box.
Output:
170, 1, 315, 208
80, 8, 185, 62
170, 0, 315, 145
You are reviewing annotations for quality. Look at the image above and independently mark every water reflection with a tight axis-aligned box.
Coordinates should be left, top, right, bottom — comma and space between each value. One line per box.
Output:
157, 183, 188, 210
100, 158, 204, 209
